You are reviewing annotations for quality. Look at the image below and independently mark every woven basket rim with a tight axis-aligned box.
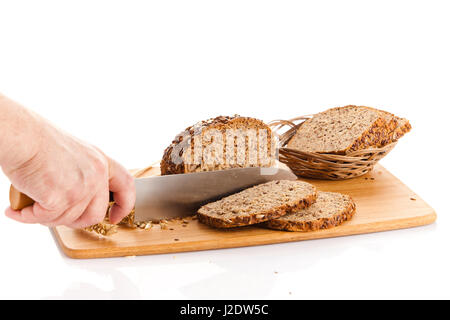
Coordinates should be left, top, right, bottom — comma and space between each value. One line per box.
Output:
279, 142, 397, 159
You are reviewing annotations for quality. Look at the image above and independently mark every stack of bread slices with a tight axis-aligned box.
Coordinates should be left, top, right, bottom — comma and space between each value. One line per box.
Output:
286, 105, 411, 154
197, 179, 356, 231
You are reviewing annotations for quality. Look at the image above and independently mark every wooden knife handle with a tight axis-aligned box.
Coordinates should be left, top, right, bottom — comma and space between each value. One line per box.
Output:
9, 185, 35, 210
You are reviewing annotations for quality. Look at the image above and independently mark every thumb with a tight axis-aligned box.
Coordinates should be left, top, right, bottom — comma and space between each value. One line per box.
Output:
107, 157, 136, 224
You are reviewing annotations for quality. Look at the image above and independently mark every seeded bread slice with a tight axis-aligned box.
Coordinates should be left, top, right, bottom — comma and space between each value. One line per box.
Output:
377, 110, 412, 146
262, 191, 356, 232
376, 110, 399, 146
389, 117, 411, 143
286, 106, 402, 154
197, 180, 317, 228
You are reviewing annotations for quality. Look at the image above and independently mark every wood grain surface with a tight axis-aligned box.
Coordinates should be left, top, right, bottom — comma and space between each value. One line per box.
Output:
52, 165, 436, 259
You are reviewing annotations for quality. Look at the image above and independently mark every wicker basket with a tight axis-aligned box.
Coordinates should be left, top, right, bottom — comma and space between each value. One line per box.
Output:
269, 116, 398, 180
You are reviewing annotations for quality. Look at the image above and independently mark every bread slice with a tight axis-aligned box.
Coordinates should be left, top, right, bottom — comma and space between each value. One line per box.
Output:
286, 106, 404, 154
197, 180, 317, 228
389, 117, 411, 143
377, 110, 399, 146
161, 115, 276, 175
377, 111, 412, 146
262, 191, 356, 231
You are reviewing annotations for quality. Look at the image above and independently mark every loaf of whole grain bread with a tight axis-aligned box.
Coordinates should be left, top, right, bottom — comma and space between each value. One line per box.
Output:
197, 180, 317, 228
160, 115, 276, 175
287, 106, 411, 154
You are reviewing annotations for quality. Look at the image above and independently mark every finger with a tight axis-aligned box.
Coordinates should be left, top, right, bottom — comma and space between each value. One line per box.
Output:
41, 196, 93, 227
5, 206, 38, 224
6, 201, 69, 224
68, 190, 109, 229
5, 203, 62, 224
27, 202, 64, 223
107, 157, 136, 224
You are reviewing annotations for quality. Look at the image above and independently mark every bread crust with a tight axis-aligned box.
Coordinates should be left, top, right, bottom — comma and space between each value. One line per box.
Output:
262, 195, 356, 232
336, 106, 399, 153
390, 118, 412, 142
347, 116, 393, 152
161, 115, 274, 175
197, 190, 318, 229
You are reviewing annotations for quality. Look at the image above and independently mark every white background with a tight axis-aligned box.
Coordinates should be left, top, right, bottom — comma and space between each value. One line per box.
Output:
0, 0, 449, 299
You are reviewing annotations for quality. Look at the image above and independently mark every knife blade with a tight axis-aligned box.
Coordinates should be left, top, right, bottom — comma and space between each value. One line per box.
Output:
134, 165, 297, 222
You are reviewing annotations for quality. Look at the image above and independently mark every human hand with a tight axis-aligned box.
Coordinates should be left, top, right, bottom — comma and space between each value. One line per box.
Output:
1, 101, 135, 228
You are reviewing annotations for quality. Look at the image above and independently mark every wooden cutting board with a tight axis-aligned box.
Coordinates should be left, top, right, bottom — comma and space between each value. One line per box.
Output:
52, 165, 436, 259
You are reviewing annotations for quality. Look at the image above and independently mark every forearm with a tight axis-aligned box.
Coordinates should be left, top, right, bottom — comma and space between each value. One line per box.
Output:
0, 93, 42, 171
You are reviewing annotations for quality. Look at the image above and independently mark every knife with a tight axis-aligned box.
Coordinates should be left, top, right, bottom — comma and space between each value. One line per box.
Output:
10, 164, 297, 223
134, 165, 297, 222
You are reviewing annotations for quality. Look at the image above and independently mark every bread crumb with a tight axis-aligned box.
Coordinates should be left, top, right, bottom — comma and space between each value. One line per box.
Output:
410, 197, 416, 201
84, 222, 118, 236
